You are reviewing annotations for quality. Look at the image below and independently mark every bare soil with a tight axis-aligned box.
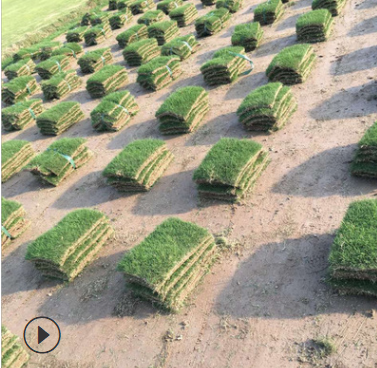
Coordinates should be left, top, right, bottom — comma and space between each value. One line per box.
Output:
2, 0, 377, 367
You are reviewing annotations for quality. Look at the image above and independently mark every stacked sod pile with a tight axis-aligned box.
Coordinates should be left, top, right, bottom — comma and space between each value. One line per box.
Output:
327, 199, 377, 297
231, 22, 264, 52
78, 48, 114, 74
2, 76, 39, 105
39, 42, 62, 61
35, 55, 70, 80
130, 0, 155, 14
90, 11, 111, 26
81, 11, 97, 25
201, 0, 216, 5
118, 0, 133, 9
13, 45, 40, 61
116, 25, 149, 48
195, 9, 231, 37
296, 9, 333, 43
266, 44, 316, 84
41, 70, 81, 100
200, 46, 250, 86
138, 10, 166, 26
193, 138, 270, 201
36, 102, 84, 135
52, 43, 84, 60
137, 56, 182, 91
4, 59, 35, 80
109, 8, 133, 29
2, 197, 30, 248
1, 140, 35, 182
351, 122, 377, 178
123, 38, 160, 66
66, 26, 90, 42
148, 21, 180, 45
312, 0, 346, 16
86, 65, 128, 98
2, 99, 44, 131
84, 24, 112, 46
103, 139, 173, 191
254, 0, 284, 25
26, 138, 93, 186
156, 86, 209, 134
109, 0, 119, 10
117, 218, 217, 312
161, 34, 199, 60
169, 3, 198, 27
91, 91, 139, 131
25, 209, 114, 281
237, 83, 297, 131
216, 0, 243, 13
157, 0, 184, 15
2, 326, 29, 368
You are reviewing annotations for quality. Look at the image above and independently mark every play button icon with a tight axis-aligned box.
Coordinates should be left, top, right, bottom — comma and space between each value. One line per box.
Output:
24, 317, 61, 354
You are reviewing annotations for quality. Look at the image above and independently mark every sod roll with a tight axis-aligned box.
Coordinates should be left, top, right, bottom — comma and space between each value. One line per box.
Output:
123, 38, 161, 66
110, 8, 134, 29
86, 65, 129, 98
201, 0, 216, 5
156, 86, 209, 134
231, 22, 264, 52
118, 0, 133, 9
351, 122, 377, 178
39, 42, 62, 61
117, 217, 217, 312
169, 3, 198, 27
148, 20, 181, 45
81, 11, 98, 25
91, 90, 139, 131
25, 209, 114, 281
130, 0, 155, 14
51, 43, 84, 60
2, 326, 29, 368
109, 0, 119, 10
2, 76, 39, 105
41, 70, 81, 100
138, 10, 166, 26
157, 0, 184, 15
216, 0, 244, 13
237, 82, 297, 131
312, 0, 346, 16
13, 46, 41, 62
90, 11, 111, 26
116, 24, 149, 48
161, 34, 199, 60
78, 48, 114, 74
195, 8, 231, 37
84, 23, 112, 46
266, 43, 316, 85
36, 101, 85, 135
35, 55, 71, 80
4, 58, 35, 81
66, 26, 90, 42
193, 138, 270, 202
2, 99, 44, 131
1, 140, 35, 182
296, 9, 333, 43
254, 0, 284, 25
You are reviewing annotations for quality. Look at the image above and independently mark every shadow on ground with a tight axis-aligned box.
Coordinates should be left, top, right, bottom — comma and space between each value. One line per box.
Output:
348, 15, 377, 37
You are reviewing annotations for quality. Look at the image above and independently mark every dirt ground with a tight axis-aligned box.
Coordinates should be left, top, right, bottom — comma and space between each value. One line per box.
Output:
2, 0, 377, 366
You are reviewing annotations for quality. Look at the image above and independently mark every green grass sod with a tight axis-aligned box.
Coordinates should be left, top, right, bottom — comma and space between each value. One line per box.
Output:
130, 0, 155, 14
216, 0, 243, 13
78, 48, 113, 74
41, 70, 82, 100
312, 0, 346, 16
84, 23, 112, 46
169, 3, 198, 27
109, 8, 133, 29
161, 34, 199, 60
66, 26, 90, 42
52, 43, 84, 60
147, 20, 180, 45
122, 38, 161, 66
35, 55, 71, 80
358, 122, 377, 147
254, 0, 284, 25
2, 76, 39, 105
327, 277, 377, 297
39, 41, 62, 60
4, 58, 35, 80
116, 24, 149, 48
195, 8, 231, 37
296, 9, 333, 43
157, 0, 184, 15
138, 10, 166, 26
1, 197, 22, 226
231, 22, 263, 52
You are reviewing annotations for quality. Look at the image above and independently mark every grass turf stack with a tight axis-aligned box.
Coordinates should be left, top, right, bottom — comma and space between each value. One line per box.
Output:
266, 44, 316, 85
195, 9, 231, 37
137, 56, 182, 91
81, 11, 98, 25
156, 86, 209, 134
109, 0, 119, 10
312, 0, 346, 16
138, 10, 166, 26
254, 0, 284, 25
35, 55, 70, 80
216, 0, 243, 13
123, 38, 160, 66
78, 48, 114, 74
118, 0, 133, 9
25, 209, 114, 281
2, 197, 30, 248
84, 24, 112, 46
351, 122, 377, 178
13, 46, 41, 61
2, 99, 44, 131
200, 46, 250, 86
148, 21, 180, 45
109, 8, 134, 29
39, 42, 62, 61
193, 138, 270, 202
161, 34, 199, 60
66, 26, 90, 42
116, 24, 149, 48
296, 9, 333, 43
52, 43, 84, 60
4, 58, 35, 80
169, 3, 198, 27
91, 91, 139, 131
327, 199, 377, 297
26, 138, 93, 186
130, 0, 155, 14
2, 326, 29, 368
237, 82, 297, 131
157, 0, 184, 15
231, 22, 264, 52
36, 102, 84, 135
1, 140, 35, 182
201, 0, 216, 5
117, 218, 217, 312
90, 11, 111, 26
103, 139, 174, 191
41, 70, 82, 100
2, 76, 39, 105
86, 65, 128, 98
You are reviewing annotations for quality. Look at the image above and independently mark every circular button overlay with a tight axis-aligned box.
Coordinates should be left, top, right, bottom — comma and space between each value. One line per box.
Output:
23, 317, 61, 354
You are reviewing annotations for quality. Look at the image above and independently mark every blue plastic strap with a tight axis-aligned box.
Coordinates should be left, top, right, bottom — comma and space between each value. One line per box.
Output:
46, 148, 76, 169
26, 84, 32, 95
166, 65, 173, 76
116, 104, 129, 114
28, 108, 36, 119
55, 61, 62, 72
64, 80, 72, 91
67, 48, 77, 59
101, 55, 106, 65
228, 51, 254, 75
2, 225, 12, 239
182, 41, 192, 51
